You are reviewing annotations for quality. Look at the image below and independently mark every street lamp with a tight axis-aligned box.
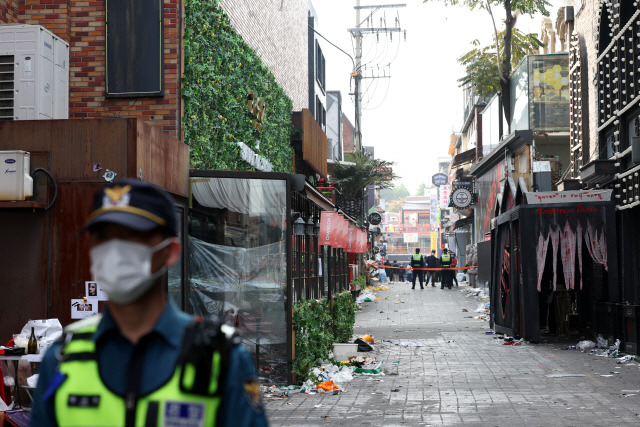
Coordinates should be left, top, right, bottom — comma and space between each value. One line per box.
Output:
305, 217, 315, 236
293, 217, 306, 236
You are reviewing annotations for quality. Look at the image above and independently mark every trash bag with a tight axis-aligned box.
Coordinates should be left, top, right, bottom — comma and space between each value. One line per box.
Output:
354, 338, 373, 352
316, 380, 339, 391
576, 340, 595, 350
597, 334, 608, 349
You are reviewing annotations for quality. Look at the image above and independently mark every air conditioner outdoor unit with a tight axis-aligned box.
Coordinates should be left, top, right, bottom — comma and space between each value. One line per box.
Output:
0, 150, 33, 201
0, 24, 69, 121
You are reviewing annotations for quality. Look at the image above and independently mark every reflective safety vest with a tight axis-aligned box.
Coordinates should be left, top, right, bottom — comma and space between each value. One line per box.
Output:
440, 253, 451, 267
411, 254, 423, 268
54, 316, 223, 427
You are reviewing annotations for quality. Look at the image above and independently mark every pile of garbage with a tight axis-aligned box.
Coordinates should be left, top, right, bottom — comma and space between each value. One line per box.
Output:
464, 287, 489, 299
356, 290, 379, 304
571, 335, 627, 358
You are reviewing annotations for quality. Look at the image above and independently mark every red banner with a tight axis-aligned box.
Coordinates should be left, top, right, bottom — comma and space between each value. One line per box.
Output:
319, 211, 338, 246
356, 229, 367, 253
345, 225, 356, 253
334, 216, 348, 248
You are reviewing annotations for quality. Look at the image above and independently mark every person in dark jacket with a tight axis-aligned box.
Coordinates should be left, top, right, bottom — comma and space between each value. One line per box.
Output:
425, 249, 438, 287
409, 248, 425, 289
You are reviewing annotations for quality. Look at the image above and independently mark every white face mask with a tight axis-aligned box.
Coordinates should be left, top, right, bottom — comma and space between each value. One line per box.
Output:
90, 238, 172, 304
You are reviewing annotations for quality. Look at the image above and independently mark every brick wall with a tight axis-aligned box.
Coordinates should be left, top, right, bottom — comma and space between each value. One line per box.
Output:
573, 0, 599, 163
218, 0, 308, 111
0, 0, 182, 138
342, 113, 355, 153
0, 0, 19, 24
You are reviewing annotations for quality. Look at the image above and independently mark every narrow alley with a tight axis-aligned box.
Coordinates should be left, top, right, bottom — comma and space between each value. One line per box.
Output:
265, 282, 640, 426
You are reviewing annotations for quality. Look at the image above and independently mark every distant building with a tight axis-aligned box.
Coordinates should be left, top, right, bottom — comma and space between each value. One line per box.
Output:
326, 91, 343, 161
342, 114, 357, 153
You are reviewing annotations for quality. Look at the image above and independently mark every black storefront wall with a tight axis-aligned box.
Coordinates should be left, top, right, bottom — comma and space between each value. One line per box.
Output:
491, 196, 618, 343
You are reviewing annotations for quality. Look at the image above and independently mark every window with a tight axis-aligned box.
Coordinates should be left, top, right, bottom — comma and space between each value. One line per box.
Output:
315, 41, 326, 92
106, 0, 163, 96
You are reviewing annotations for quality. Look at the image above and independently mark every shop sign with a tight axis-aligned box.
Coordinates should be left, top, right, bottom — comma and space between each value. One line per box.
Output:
368, 211, 382, 225
440, 185, 451, 209
237, 141, 273, 172
319, 211, 338, 246
430, 231, 438, 252
432, 173, 448, 187
403, 233, 418, 243
451, 187, 473, 209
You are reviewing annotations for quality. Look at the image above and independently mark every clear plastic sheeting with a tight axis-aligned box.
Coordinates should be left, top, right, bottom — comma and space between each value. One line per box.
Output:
188, 176, 288, 384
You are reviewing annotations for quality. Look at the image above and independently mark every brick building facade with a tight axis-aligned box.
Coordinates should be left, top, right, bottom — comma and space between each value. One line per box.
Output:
342, 113, 356, 153
218, 0, 308, 111
0, 0, 182, 138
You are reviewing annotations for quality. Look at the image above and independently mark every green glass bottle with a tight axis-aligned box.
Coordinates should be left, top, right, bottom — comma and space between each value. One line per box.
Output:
27, 326, 37, 354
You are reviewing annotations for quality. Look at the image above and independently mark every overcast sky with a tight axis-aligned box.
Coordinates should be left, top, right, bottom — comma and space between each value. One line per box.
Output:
311, 0, 567, 194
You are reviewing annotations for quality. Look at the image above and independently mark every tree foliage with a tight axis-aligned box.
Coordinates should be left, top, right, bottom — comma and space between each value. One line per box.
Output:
183, 0, 294, 171
330, 151, 398, 200
380, 183, 410, 202
423, 0, 550, 124
457, 29, 544, 97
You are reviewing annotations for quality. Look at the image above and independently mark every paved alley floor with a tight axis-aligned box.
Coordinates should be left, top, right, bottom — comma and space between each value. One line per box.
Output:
264, 281, 640, 426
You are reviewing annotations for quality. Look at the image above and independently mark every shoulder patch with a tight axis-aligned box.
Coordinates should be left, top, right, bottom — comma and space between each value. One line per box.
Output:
243, 378, 264, 414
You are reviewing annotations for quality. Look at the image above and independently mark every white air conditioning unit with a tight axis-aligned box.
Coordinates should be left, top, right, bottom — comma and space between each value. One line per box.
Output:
0, 24, 69, 121
0, 150, 33, 201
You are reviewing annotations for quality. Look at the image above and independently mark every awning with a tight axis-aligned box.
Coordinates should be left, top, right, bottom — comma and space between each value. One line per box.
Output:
304, 182, 334, 211
452, 214, 474, 231
451, 148, 477, 168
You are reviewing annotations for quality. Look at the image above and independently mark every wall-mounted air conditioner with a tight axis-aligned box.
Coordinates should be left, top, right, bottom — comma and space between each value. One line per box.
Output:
0, 150, 33, 201
0, 24, 69, 121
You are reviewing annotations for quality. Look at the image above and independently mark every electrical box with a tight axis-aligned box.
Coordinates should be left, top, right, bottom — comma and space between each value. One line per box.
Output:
0, 150, 33, 201
0, 24, 69, 121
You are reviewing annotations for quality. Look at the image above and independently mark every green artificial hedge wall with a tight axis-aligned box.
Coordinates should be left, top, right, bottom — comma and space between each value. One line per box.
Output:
182, 0, 294, 172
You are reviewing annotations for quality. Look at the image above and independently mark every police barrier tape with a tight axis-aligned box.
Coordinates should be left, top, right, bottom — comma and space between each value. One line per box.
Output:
369, 264, 477, 271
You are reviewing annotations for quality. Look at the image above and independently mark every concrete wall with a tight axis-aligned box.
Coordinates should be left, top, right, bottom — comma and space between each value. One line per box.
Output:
219, 0, 309, 111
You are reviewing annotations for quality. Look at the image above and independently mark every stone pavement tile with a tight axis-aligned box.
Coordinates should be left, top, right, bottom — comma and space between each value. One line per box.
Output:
265, 282, 640, 425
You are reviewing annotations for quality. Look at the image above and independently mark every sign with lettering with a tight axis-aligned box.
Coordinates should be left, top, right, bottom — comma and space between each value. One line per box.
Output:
319, 211, 338, 246
524, 190, 612, 204
432, 173, 448, 187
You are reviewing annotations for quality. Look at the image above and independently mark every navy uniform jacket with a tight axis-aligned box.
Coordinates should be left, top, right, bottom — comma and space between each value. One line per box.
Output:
30, 300, 269, 427
409, 254, 424, 269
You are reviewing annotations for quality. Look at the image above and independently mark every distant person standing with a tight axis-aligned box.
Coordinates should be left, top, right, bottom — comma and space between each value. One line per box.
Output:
409, 248, 425, 289
440, 248, 452, 289
392, 260, 399, 281
425, 249, 438, 287
398, 264, 406, 282
451, 252, 459, 287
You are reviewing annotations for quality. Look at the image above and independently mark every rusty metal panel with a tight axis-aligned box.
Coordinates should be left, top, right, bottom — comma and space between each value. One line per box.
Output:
132, 120, 190, 197
293, 109, 328, 178
0, 118, 190, 337
0, 212, 47, 344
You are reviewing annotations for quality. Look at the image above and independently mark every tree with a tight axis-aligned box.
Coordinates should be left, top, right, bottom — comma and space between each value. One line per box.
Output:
380, 184, 410, 201
330, 151, 398, 200
423, 0, 550, 127
457, 28, 544, 97
415, 182, 428, 196
388, 198, 405, 213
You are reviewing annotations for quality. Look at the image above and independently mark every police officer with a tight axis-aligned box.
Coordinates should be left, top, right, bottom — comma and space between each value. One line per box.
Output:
440, 248, 452, 289
30, 179, 268, 427
409, 248, 425, 289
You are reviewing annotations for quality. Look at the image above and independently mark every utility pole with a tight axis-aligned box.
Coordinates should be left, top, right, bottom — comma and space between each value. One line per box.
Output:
349, 1, 406, 152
